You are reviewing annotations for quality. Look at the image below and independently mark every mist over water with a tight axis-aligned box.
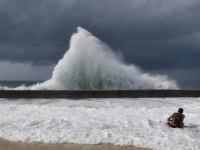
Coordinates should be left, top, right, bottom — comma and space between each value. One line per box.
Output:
0, 27, 178, 90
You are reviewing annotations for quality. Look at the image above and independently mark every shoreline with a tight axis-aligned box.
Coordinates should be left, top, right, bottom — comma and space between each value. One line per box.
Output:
0, 138, 151, 150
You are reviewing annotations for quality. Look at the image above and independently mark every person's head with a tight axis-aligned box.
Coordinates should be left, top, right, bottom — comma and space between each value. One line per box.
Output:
178, 108, 183, 113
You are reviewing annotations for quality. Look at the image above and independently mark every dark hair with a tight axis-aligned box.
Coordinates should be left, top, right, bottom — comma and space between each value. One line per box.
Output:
178, 108, 183, 113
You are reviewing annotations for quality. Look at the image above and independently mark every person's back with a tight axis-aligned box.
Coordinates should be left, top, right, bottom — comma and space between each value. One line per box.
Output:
167, 108, 185, 128
172, 112, 183, 125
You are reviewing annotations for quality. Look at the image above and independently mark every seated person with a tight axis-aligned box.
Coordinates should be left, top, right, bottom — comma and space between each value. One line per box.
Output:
167, 108, 185, 128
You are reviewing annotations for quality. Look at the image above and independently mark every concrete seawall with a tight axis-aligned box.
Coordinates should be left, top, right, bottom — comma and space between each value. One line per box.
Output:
0, 90, 200, 98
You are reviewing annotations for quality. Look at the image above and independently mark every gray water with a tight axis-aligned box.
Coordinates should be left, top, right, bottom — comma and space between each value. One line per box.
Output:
0, 80, 200, 90
0, 81, 43, 88
177, 80, 200, 90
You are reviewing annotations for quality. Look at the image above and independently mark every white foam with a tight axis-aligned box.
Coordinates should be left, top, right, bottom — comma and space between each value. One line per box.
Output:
0, 98, 199, 150
0, 27, 178, 90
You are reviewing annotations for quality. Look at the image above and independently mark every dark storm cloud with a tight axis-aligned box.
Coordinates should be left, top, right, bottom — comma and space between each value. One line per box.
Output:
0, 0, 200, 81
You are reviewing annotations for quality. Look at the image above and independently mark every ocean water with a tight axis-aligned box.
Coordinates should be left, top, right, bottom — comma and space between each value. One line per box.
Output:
0, 80, 200, 90
177, 80, 200, 90
0, 97, 199, 150
0, 81, 43, 88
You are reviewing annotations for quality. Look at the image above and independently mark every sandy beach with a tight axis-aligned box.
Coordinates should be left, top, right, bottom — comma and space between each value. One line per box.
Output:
0, 138, 151, 150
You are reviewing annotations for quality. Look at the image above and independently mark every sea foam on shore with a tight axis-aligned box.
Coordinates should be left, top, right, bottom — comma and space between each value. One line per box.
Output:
0, 98, 199, 150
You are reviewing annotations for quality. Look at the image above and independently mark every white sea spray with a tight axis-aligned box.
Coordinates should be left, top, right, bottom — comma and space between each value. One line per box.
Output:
0, 27, 178, 90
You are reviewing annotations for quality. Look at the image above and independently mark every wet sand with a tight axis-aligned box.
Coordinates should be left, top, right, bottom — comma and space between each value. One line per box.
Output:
0, 138, 151, 150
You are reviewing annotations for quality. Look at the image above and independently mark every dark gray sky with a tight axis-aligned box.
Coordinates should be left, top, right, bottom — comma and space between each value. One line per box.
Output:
0, 0, 200, 85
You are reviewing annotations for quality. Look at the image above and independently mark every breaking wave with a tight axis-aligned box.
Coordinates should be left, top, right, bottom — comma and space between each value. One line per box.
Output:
0, 27, 178, 90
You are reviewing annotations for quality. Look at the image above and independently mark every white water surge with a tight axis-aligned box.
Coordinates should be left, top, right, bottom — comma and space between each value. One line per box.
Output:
0, 27, 178, 90
0, 98, 199, 150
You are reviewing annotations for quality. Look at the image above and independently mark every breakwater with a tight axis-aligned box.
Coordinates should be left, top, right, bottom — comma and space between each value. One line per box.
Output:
0, 90, 200, 98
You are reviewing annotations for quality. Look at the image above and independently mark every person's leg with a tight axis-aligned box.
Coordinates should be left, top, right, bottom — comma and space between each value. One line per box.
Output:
167, 122, 176, 128
180, 123, 184, 128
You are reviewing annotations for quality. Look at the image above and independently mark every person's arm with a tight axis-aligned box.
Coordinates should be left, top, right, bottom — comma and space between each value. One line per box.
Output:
180, 114, 185, 127
167, 113, 174, 121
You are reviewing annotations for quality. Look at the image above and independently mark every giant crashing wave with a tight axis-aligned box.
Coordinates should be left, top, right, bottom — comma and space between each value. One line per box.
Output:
1, 27, 178, 90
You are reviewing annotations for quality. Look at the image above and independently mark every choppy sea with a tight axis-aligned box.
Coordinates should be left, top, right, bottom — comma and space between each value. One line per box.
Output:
0, 81, 43, 88
177, 80, 200, 90
0, 80, 200, 90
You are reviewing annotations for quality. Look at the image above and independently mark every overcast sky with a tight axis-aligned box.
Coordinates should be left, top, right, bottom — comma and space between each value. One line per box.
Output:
0, 0, 200, 84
